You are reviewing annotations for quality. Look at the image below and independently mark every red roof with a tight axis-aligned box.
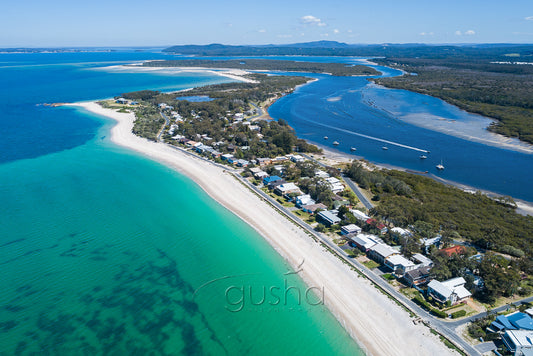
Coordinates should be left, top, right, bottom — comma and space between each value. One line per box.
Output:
441, 245, 467, 257
366, 218, 386, 230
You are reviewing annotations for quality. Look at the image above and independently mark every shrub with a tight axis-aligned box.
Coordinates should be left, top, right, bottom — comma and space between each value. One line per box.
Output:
451, 310, 467, 319
431, 309, 447, 318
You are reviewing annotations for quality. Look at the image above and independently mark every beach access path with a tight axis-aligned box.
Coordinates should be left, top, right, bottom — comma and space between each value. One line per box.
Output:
72, 101, 462, 356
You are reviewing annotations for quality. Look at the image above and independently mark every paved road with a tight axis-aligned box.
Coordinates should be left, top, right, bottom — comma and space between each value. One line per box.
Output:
445, 296, 533, 329
299, 153, 375, 210
341, 174, 374, 210
232, 172, 480, 356
157, 111, 170, 141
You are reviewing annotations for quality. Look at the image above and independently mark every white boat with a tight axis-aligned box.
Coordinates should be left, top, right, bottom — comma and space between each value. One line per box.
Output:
382, 146, 388, 150
333, 141, 339, 146
324, 136, 328, 140
420, 155, 427, 159
350, 147, 357, 151
436, 160, 445, 170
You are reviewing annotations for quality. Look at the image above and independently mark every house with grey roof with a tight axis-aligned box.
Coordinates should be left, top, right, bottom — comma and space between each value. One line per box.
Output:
427, 277, 471, 305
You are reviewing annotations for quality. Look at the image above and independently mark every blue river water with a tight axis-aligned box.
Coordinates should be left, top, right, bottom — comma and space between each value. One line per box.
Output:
263, 58, 533, 202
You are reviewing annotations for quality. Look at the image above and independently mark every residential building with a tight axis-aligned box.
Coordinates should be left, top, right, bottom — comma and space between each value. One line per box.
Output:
115, 98, 128, 104
294, 194, 315, 208
290, 154, 305, 163
491, 313, 533, 332
301, 203, 327, 214
427, 277, 472, 305
263, 175, 282, 185
349, 233, 378, 252
253, 171, 269, 179
315, 170, 330, 179
403, 266, 431, 287
274, 183, 301, 196
384, 255, 416, 276
317, 210, 341, 227
441, 245, 467, 257
366, 218, 388, 234
368, 243, 398, 264
350, 209, 370, 222
391, 227, 412, 237
341, 224, 362, 236
411, 253, 434, 268
502, 329, 533, 356
221, 153, 234, 161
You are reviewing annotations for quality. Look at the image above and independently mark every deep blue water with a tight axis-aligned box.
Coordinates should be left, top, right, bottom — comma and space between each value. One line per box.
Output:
0, 51, 228, 163
264, 60, 533, 202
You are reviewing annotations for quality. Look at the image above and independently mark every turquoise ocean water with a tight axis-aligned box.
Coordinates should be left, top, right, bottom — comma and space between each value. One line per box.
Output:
0, 52, 363, 355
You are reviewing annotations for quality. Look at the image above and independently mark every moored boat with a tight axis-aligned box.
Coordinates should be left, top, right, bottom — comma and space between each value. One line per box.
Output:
333, 141, 339, 146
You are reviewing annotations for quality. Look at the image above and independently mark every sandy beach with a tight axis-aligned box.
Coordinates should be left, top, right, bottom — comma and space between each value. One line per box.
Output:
71, 101, 457, 356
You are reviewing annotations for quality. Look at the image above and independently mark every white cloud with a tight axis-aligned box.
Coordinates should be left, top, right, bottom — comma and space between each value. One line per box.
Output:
333, 29, 339, 34
258, 29, 266, 33
455, 30, 462, 36
465, 30, 475, 35
525, 16, 533, 21
300, 15, 326, 27
277, 34, 293, 38
320, 33, 329, 37
420, 32, 435, 36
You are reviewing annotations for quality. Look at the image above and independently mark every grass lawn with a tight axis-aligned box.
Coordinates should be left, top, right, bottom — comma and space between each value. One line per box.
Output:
362, 260, 380, 269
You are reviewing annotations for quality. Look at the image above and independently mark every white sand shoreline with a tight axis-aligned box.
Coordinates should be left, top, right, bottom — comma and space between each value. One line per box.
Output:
69, 101, 457, 356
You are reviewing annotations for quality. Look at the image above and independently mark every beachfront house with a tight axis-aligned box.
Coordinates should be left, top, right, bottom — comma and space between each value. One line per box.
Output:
221, 153, 234, 161
384, 254, 416, 277
115, 98, 128, 104
341, 224, 362, 236
301, 203, 327, 215
315, 170, 330, 179
349, 233, 378, 252
295, 194, 315, 208
274, 183, 301, 196
263, 175, 281, 185
403, 266, 431, 287
368, 243, 398, 264
317, 210, 341, 227
427, 277, 471, 305
490, 312, 533, 332
502, 330, 533, 356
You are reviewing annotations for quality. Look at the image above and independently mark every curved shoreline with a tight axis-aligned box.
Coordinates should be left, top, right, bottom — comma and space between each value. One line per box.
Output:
70, 101, 457, 356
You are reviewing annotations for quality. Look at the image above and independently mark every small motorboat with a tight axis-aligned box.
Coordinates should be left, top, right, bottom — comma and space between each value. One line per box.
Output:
350, 147, 357, 151
324, 136, 328, 140
436, 160, 445, 170
420, 155, 427, 159
382, 146, 388, 150
333, 141, 339, 146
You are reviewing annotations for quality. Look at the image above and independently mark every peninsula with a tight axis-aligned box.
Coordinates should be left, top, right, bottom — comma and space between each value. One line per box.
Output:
70, 59, 533, 356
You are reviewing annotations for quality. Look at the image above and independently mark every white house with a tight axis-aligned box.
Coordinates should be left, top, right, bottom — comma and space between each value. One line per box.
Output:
290, 154, 305, 163
368, 243, 398, 264
411, 253, 434, 268
274, 183, 301, 196
350, 209, 370, 222
350, 233, 378, 252
294, 194, 315, 208
341, 224, 362, 236
317, 210, 341, 227
502, 329, 533, 356
427, 277, 471, 305
391, 227, 412, 237
384, 254, 416, 277
315, 170, 330, 179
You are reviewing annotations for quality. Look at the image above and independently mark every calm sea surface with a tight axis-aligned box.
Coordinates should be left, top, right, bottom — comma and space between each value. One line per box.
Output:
0, 51, 362, 355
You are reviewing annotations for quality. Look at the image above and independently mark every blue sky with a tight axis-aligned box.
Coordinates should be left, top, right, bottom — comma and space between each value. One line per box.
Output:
1, 0, 532, 47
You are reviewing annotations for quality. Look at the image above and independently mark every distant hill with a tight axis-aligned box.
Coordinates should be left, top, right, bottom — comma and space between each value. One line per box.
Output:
163, 42, 533, 59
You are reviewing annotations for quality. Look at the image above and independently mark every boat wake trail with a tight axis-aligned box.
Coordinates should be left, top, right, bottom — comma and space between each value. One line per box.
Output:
306, 118, 430, 153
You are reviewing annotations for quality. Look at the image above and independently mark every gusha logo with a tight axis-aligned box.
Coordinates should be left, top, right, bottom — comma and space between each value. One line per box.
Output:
193, 259, 325, 313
